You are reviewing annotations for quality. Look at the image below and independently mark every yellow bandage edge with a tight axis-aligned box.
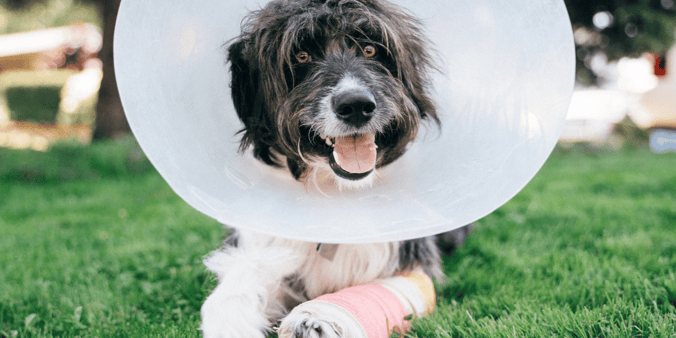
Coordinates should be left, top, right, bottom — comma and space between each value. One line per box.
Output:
401, 271, 436, 315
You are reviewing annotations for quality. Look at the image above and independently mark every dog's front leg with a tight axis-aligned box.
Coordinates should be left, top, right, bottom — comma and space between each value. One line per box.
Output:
278, 269, 436, 338
200, 237, 304, 338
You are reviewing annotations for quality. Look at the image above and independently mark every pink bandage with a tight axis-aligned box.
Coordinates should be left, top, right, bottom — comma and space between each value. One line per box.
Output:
315, 284, 409, 337
285, 271, 435, 338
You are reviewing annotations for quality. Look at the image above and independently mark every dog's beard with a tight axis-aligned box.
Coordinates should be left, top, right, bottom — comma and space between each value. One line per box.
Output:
309, 75, 388, 180
287, 80, 385, 190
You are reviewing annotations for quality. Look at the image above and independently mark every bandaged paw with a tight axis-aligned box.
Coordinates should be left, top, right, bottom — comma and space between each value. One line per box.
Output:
279, 271, 435, 338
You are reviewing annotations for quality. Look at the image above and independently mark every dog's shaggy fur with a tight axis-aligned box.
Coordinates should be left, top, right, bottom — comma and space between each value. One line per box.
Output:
228, 0, 440, 188
200, 0, 471, 337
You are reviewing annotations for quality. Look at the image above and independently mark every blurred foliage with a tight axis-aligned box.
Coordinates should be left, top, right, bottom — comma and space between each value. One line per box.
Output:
0, 70, 74, 125
0, 69, 96, 126
564, 0, 676, 85
58, 88, 98, 126
555, 117, 651, 155
612, 115, 651, 147
0, 0, 101, 34
6, 86, 61, 123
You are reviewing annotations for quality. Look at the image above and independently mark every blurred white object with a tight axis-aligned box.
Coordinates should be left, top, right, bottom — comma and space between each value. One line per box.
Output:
635, 47, 676, 130
561, 90, 630, 142
114, 0, 575, 243
637, 83, 676, 130
0, 27, 71, 58
616, 57, 658, 94
0, 23, 102, 71
0, 23, 102, 57
60, 59, 103, 114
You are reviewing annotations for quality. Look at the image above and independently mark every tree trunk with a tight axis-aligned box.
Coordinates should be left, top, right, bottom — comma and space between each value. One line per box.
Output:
92, 0, 128, 140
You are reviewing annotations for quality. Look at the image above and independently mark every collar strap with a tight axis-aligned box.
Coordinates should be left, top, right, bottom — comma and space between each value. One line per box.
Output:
316, 243, 339, 261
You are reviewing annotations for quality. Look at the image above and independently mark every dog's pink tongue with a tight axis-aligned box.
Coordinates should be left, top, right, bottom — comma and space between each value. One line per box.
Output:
333, 134, 377, 174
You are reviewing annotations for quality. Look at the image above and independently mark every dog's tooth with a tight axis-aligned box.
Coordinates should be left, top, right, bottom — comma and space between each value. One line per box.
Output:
325, 137, 333, 146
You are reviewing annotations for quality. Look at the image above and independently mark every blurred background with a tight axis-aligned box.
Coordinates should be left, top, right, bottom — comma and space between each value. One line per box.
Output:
0, 0, 675, 155
0, 0, 122, 153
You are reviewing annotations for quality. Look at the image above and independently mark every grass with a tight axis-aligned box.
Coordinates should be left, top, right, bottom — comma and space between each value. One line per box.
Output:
0, 138, 223, 337
1, 139, 675, 337
410, 147, 676, 337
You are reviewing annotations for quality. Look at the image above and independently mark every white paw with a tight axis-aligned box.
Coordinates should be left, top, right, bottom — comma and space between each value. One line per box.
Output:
278, 311, 343, 338
200, 294, 269, 338
278, 301, 365, 338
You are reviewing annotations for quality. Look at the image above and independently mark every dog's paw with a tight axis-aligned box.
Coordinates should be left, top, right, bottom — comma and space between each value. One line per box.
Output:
278, 301, 368, 338
200, 294, 269, 338
278, 310, 343, 338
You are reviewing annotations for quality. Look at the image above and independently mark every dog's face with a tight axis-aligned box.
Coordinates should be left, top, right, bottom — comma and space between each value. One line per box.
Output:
228, 0, 439, 188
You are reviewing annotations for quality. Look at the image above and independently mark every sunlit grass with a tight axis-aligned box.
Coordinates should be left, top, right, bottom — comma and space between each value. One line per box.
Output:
0, 138, 223, 337
409, 148, 676, 337
1, 140, 675, 337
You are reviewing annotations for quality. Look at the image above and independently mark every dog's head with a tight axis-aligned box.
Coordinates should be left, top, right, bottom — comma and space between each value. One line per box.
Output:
228, 0, 439, 188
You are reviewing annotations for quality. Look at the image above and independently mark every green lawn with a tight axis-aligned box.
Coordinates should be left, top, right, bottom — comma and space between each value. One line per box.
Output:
1, 139, 675, 337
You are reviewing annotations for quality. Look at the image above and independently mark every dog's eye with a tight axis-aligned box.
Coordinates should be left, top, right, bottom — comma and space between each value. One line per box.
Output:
363, 45, 377, 57
296, 51, 311, 63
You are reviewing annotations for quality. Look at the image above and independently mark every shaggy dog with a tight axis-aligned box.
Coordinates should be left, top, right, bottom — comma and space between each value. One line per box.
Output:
200, 0, 471, 336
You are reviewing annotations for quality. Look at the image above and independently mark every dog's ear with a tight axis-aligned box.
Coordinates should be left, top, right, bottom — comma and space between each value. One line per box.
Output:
376, 4, 441, 128
228, 39, 281, 166
399, 44, 440, 128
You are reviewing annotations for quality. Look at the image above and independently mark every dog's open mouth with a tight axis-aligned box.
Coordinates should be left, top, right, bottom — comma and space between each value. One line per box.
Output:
321, 133, 377, 181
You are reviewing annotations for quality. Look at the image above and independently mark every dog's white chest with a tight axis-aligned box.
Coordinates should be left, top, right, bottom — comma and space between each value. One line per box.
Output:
300, 242, 398, 298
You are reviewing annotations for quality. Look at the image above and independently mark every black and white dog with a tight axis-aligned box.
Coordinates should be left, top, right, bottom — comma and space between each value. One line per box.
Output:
200, 0, 471, 336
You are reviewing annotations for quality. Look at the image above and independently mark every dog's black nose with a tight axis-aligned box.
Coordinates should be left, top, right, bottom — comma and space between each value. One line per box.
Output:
332, 90, 377, 127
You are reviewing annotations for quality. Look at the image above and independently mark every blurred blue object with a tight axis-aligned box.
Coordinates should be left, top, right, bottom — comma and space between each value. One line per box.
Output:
650, 128, 676, 153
